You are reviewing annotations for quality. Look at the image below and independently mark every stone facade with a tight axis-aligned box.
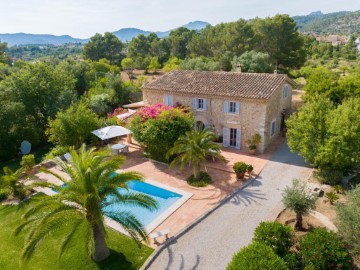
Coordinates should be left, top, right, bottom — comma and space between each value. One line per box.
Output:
143, 82, 292, 152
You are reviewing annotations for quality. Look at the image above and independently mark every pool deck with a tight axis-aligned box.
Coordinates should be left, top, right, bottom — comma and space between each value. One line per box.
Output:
121, 137, 284, 247
31, 137, 284, 248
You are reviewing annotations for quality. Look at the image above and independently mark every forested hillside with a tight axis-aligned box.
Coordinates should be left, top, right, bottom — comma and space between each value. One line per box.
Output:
294, 10, 360, 34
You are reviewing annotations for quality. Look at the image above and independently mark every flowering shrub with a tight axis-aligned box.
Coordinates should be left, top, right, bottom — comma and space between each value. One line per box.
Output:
134, 103, 172, 122
128, 104, 194, 162
107, 107, 128, 119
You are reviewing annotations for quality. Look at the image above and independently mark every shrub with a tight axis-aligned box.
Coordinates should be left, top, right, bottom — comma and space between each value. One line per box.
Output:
233, 162, 248, 174
46, 102, 99, 148
337, 185, 360, 255
253, 221, 293, 256
128, 104, 194, 162
283, 252, 302, 270
45, 145, 70, 160
0, 189, 9, 201
300, 228, 352, 270
333, 185, 344, 194
20, 154, 35, 171
227, 242, 288, 270
325, 191, 339, 205
314, 169, 343, 185
187, 171, 212, 187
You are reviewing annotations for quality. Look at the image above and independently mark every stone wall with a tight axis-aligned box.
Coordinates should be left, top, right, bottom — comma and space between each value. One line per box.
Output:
264, 82, 292, 147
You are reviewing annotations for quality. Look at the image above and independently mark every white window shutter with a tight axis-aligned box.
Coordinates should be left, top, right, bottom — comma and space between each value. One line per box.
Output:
236, 102, 240, 114
223, 128, 229, 147
203, 99, 207, 110
236, 128, 241, 149
224, 101, 228, 113
192, 98, 197, 109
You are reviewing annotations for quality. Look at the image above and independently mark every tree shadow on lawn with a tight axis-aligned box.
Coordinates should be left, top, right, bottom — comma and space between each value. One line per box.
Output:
95, 249, 134, 270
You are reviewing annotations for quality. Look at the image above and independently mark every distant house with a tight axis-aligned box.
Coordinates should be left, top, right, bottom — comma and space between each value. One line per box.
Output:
142, 70, 295, 152
316, 35, 349, 46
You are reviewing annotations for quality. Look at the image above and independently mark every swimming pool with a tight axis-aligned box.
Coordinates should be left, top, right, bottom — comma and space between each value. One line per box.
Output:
103, 180, 183, 227
53, 178, 192, 232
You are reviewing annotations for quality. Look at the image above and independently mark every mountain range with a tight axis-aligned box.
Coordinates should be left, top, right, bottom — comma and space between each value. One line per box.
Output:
0, 21, 209, 47
293, 10, 360, 34
1, 10, 360, 47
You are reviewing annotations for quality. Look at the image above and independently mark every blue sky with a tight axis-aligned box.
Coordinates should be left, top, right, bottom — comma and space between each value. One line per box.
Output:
1, 0, 360, 38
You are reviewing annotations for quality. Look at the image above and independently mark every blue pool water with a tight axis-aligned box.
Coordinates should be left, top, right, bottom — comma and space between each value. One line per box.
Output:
103, 181, 182, 226
53, 180, 182, 226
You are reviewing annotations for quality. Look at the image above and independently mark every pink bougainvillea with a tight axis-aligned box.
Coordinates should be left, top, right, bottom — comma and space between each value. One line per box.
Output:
136, 103, 172, 122
107, 107, 128, 119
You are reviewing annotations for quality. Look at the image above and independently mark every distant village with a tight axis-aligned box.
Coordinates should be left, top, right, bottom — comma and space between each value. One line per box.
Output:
316, 34, 360, 52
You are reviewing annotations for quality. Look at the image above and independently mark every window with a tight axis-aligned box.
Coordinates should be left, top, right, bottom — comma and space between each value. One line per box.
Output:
198, 98, 204, 109
271, 120, 276, 136
193, 98, 207, 110
165, 95, 173, 106
283, 85, 290, 98
229, 128, 237, 147
229, 102, 236, 113
224, 101, 240, 114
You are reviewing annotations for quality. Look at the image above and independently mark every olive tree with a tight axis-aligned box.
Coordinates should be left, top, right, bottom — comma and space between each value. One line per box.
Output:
282, 179, 317, 230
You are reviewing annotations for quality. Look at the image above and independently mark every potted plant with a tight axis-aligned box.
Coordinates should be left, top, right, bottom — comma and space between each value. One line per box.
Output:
233, 162, 248, 180
246, 133, 262, 155
247, 164, 254, 175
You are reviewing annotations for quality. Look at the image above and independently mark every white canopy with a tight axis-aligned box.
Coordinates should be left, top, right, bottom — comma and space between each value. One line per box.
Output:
91, 125, 132, 140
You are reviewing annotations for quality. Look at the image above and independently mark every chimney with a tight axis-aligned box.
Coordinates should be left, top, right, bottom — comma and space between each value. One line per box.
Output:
235, 64, 243, 73
274, 70, 278, 75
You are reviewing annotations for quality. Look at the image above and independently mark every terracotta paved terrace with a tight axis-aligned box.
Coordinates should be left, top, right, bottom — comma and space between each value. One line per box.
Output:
121, 137, 285, 246
31, 137, 284, 248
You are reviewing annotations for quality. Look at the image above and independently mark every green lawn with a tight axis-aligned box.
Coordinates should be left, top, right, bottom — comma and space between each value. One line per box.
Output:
0, 201, 153, 270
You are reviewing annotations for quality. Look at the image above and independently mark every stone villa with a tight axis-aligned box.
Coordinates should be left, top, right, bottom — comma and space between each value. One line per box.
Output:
142, 70, 295, 152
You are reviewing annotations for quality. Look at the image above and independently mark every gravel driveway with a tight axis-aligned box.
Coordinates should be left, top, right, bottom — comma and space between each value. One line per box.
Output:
145, 141, 312, 270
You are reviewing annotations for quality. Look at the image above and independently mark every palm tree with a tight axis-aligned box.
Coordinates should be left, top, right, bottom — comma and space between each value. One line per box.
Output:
167, 126, 225, 180
282, 179, 317, 230
16, 145, 158, 262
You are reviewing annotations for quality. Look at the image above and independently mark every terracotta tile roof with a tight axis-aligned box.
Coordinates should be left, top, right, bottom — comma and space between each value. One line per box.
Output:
143, 70, 294, 100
